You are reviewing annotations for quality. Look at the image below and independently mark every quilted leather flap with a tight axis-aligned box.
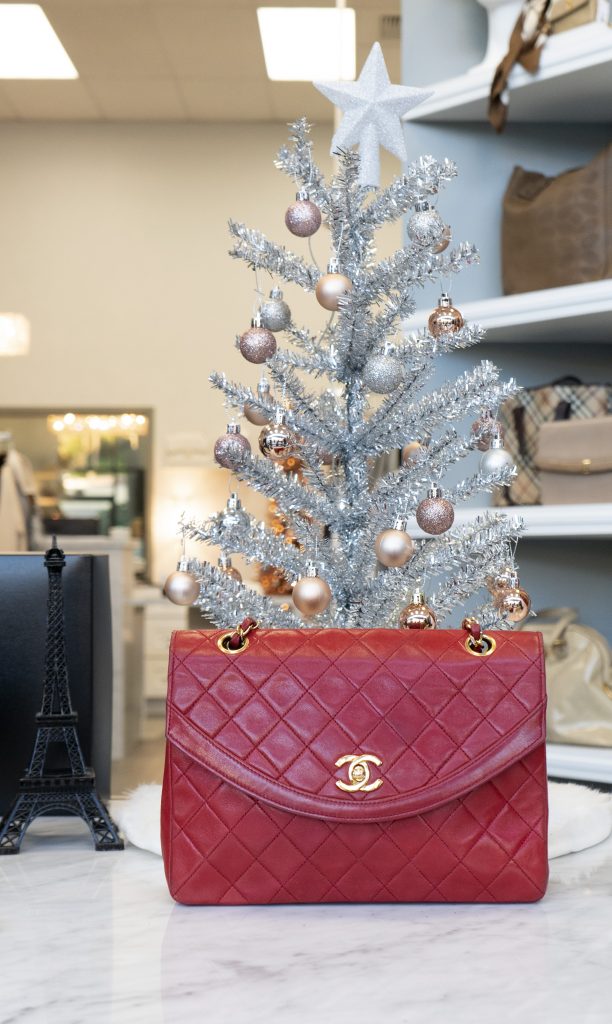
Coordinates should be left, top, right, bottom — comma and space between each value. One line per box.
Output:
167, 628, 546, 824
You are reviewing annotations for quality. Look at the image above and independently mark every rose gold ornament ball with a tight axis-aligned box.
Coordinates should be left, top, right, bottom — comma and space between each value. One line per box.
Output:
239, 326, 277, 364
399, 598, 437, 630
428, 301, 464, 338
285, 199, 321, 238
292, 575, 332, 617
315, 272, 353, 312
244, 402, 270, 426
471, 414, 504, 452
213, 430, 251, 469
416, 496, 455, 535
497, 588, 531, 623
164, 570, 200, 606
375, 528, 415, 568
486, 566, 514, 596
430, 225, 452, 254
223, 566, 243, 583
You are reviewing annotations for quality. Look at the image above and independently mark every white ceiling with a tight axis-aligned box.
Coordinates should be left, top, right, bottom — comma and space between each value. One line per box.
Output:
0, 0, 401, 121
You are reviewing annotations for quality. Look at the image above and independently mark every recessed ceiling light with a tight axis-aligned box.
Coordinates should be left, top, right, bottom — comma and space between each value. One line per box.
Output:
257, 7, 356, 81
0, 4, 78, 79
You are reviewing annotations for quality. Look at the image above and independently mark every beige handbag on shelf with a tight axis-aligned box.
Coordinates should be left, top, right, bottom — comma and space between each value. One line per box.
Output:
548, 0, 606, 32
501, 144, 612, 294
535, 417, 612, 503
521, 609, 612, 746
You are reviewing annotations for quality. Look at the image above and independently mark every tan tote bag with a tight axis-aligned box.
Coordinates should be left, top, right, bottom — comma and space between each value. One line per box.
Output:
521, 609, 612, 747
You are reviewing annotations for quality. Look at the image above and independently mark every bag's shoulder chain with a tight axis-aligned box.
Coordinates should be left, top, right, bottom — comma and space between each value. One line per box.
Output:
216, 617, 495, 658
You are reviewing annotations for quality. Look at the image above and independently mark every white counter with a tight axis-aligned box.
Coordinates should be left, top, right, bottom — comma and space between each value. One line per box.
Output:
2, 819, 612, 1024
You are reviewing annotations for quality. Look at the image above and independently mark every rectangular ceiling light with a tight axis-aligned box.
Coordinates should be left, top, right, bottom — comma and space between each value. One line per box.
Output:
0, 4, 78, 79
257, 7, 355, 81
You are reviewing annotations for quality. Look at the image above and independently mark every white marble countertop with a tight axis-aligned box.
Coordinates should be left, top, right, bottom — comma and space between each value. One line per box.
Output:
2, 819, 612, 1024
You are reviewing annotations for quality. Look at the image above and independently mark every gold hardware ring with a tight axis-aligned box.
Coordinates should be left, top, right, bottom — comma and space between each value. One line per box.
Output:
464, 633, 497, 657
216, 619, 258, 654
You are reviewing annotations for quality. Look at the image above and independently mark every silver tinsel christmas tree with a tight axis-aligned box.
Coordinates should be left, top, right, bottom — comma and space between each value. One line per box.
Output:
179, 53, 528, 632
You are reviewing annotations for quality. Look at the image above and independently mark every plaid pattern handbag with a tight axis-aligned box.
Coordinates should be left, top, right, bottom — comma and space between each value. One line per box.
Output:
495, 377, 611, 506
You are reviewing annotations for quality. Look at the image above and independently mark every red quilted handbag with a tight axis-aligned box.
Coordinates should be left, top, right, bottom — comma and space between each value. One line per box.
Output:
161, 621, 548, 905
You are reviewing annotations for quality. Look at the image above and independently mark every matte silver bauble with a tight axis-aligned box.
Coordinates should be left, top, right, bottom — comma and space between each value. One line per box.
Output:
214, 423, 251, 469
164, 560, 200, 606
285, 190, 322, 238
315, 258, 352, 312
375, 519, 415, 568
399, 590, 437, 630
480, 436, 514, 475
292, 562, 332, 617
416, 486, 454, 535
239, 315, 277, 364
260, 288, 291, 332
407, 202, 445, 248
428, 294, 464, 337
363, 352, 404, 394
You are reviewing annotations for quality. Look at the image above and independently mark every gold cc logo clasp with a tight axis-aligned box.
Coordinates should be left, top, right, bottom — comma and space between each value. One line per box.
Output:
335, 754, 383, 793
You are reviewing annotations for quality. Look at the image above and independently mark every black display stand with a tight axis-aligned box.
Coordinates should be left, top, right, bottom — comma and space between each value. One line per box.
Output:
0, 541, 123, 853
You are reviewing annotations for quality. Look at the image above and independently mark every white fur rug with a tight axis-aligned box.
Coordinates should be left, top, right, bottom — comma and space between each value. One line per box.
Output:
111, 780, 612, 861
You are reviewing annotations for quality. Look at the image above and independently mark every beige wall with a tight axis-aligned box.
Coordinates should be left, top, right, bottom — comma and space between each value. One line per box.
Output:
0, 122, 401, 581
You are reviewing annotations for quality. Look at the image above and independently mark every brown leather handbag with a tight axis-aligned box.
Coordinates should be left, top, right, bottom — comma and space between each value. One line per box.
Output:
502, 144, 612, 294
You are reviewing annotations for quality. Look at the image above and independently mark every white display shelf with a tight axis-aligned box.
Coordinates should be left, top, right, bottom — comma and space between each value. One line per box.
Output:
547, 742, 612, 784
403, 21, 612, 123
407, 503, 612, 540
404, 280, 612, 344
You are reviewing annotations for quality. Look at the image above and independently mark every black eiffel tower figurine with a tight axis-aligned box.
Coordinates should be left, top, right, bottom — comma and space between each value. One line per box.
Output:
0, 540, 123, 853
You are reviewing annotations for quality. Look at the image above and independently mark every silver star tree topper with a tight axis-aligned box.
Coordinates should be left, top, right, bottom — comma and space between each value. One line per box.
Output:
314, 42, 433, 188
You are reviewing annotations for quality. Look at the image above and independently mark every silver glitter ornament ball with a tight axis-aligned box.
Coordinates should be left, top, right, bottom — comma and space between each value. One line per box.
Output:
416, 486, 455, 535
239, 318, 277, 364
407, 202, 445, 248
214, 423, 251, 469
363, 352, 404, 394
164, 561, 200, 606
260, 288, 291, 332
285, 190, 322, 238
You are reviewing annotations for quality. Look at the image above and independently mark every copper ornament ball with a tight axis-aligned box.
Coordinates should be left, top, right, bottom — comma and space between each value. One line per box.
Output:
164, 570, 200, 606
430, 224, 452, 254
428, 294, 464, 338
239, 325, 277, 364
472, 414, 504, 452
258, 415, 293, 462
496, 587, 531, 623
285, 196, 322, 238
292, 574, 332, 617
375, 527, 415, 568
315, 272, 352, 312
399, 593, 437, 630
486, 566, 515, 596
